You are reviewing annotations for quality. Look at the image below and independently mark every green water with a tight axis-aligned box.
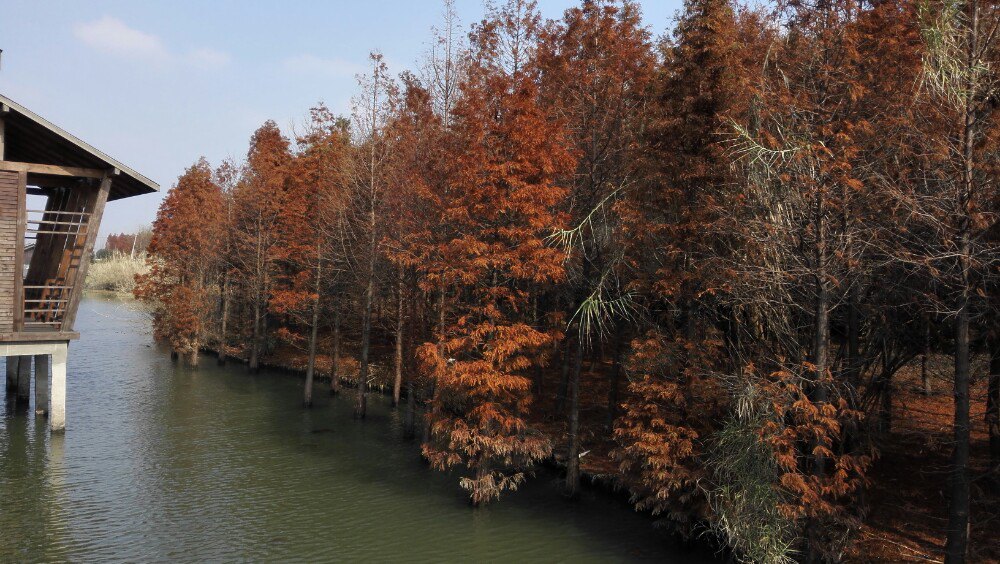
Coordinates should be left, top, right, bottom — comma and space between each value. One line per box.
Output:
0, 295, 711, 562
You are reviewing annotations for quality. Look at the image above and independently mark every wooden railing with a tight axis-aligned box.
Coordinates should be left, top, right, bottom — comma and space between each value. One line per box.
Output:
19, 208, 90, 331
22, 285, 71, 327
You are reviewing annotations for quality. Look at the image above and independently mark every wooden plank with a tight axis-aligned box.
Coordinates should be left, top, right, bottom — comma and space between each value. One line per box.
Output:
14, 171, 26, 332
61, 176, 110, 331
0, 160, 109, 179
28, 219, 89, 227
25, 209, 90, 216
28, 230, 86, 235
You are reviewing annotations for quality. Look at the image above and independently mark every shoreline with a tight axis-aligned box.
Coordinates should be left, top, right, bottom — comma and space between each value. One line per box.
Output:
189, 341, 724, 560
92, 290, 973, 562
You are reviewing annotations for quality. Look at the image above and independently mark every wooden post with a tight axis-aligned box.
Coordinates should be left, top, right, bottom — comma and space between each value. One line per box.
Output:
61, 175, 110, 332
16, 354, 30, 403
34, 353, 49, 416
49, 342, 67, 432
14, 170, 26, 331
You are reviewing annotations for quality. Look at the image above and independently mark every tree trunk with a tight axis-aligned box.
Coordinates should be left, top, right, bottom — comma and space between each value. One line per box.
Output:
249, 296, 261, 372
564, 331, 583, 498
424, 284, 447, 448
556, 340, 571, 414
356, 272, 373, 419
304, 265, 321, 408
606, 320, 623, 430
588, 343, 601, 373
471, 457, 488, 507
803, 184, 830, 564
331, 308, 341, 395
218, 274, 230, 365
422, 378, 435, 448
533, 293, 543, 396
356, 57, 380, 421
392, 273, 404, 408
923, 318, 932, 395
811, 187, 830, 472
947, 284, 972, 563
812, 214, 829, 395
404, 380, 417, 439
987, 335, 1000, 484
945, 7, 977, 558
846, 287, 861, 392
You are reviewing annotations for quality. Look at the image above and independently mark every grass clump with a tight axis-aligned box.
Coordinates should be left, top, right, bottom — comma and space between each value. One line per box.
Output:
85, 252, 149, 294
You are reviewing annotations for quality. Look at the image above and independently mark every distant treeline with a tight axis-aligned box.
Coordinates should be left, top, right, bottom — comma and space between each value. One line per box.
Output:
98, 229, 152, 259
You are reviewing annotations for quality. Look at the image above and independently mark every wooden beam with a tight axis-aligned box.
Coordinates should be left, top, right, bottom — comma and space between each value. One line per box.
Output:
0, 160, 110, 179
0, 117, 5, 161
61, 176, 110, 331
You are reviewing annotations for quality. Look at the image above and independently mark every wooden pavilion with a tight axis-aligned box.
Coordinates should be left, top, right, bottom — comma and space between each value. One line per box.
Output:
0, 93, 158, 431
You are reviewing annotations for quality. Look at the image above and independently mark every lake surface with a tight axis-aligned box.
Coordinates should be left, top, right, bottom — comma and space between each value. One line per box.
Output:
0, 295, 711, 562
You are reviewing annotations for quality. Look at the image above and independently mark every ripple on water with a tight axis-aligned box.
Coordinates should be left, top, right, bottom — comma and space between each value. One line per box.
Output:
0, 295, 713, 563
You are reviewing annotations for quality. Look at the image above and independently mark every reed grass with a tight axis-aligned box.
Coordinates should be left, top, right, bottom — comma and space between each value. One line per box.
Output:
85, 252, 149, 294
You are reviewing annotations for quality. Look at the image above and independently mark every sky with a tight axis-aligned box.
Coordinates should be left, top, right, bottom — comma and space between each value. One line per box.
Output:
0, 0, 683, 244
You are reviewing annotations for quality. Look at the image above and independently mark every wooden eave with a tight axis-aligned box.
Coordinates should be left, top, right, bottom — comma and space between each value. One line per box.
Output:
0, 93, 159, 200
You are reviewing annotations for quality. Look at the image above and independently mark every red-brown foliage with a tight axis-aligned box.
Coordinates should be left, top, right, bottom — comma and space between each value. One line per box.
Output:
135, 159, 225, 361
419, 0, 575, 505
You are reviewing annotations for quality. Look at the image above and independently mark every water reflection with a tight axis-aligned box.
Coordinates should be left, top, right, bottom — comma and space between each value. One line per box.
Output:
0, 295, 712, 562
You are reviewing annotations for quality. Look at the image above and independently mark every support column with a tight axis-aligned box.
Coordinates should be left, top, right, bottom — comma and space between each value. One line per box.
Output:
5, 355, 17, 392
49, 342, 67, 432
34, 354, 50, 416
16, 354, 31, 404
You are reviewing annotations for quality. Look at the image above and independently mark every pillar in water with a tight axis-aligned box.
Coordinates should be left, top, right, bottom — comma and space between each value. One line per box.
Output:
34, 353, 49, 416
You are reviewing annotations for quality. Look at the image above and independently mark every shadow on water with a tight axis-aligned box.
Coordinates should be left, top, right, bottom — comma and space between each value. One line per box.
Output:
0, 294, 718, 562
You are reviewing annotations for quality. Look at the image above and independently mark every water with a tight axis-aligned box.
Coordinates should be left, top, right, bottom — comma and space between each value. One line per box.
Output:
0, 295, 711, 563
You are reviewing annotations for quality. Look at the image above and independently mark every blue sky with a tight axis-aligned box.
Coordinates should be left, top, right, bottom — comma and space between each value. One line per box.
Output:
0, 0, 682, 243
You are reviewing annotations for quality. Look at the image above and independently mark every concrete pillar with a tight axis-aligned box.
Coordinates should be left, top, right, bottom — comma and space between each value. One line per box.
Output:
5, 356, 17, 392
16, 355, 31, 404
49, 343, 67, 432
34, 354, 50, 416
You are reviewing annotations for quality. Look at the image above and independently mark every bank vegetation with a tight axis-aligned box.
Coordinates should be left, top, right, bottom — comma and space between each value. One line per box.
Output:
135, 0, 1000, 561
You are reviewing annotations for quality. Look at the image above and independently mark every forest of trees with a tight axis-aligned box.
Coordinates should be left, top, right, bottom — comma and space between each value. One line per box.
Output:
135, 0, 1000, 561
100, 229, 153, 258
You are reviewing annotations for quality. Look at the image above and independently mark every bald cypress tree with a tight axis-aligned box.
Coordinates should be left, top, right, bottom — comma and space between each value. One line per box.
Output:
136, 159, 226, 364
419, 0, 574, 506
537, 0, 656, 499
613, 0, 751, 534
